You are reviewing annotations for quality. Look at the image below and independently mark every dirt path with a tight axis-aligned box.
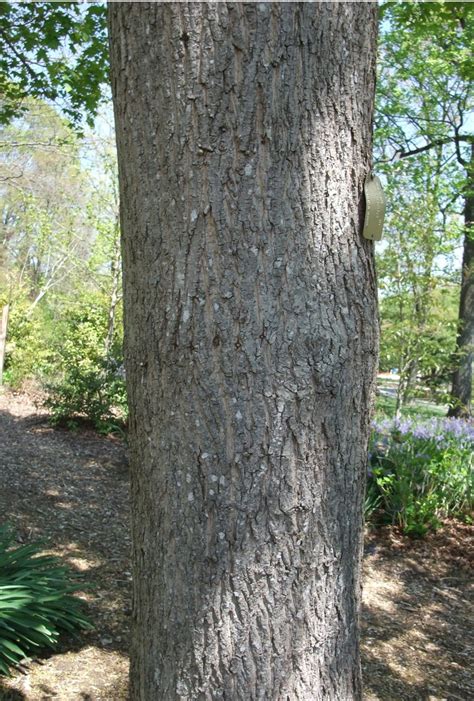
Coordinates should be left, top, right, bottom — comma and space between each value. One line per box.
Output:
0, 391, 472, 700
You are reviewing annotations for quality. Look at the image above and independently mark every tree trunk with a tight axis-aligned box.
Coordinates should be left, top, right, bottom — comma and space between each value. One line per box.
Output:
0, 304, 9, 386
395, 358, 417, 420
104, 218, 122, 362
449, 143, 473, 418
109, 3, 378, 699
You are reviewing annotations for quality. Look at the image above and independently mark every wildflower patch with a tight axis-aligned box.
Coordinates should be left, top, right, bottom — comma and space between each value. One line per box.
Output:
366, 417, 473, 536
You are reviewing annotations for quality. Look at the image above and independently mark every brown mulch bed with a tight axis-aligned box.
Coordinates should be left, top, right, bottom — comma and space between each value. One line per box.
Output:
362, 526, 473, 700
0, 390, 472, 700
0, 391, 130, 700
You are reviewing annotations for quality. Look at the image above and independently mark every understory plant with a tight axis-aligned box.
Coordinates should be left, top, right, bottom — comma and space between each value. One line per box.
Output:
367, 417, 473, 536
0, 526, 92, 676
45, 357, 127, 434
44, 301, 127, 433
0, 297, 56, 389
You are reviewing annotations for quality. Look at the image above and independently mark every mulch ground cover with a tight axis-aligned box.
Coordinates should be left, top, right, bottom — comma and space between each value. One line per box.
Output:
0, 391, 472, 700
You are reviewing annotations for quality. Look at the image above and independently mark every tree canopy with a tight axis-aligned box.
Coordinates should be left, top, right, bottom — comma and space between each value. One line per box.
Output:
376, 0, 473, 414
0, 2, 108, 127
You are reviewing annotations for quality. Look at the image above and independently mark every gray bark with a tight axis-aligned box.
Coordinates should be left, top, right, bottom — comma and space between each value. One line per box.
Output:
104, 217, 122, 361
0, 304, 9, 385
449, 143, 473, 418
109, 3, 378, 699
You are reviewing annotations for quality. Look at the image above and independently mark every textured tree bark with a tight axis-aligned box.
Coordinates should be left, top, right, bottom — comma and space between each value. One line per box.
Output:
449, 143, 473, 418
109, 3, 378, 699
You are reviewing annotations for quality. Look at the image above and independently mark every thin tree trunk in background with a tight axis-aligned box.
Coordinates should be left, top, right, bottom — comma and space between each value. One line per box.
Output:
449, 143, 473, 418
109, 3, 378, 698
0, 304, 9, 386
395, 360, 414, 420
104, 219, 122, 361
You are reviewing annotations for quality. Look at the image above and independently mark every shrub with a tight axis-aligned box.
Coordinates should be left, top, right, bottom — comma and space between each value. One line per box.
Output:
45, 357, 127, 433
0, 526, 92, 676
44, 301, 127, 433
1, 301, 56, 389
367, 417, 473, 536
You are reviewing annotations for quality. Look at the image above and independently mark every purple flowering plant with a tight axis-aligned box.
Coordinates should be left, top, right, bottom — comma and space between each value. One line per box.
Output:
366, 416, 473, 536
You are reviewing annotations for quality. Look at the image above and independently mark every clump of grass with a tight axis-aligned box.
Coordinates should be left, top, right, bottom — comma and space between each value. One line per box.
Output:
0, 526, 92, 675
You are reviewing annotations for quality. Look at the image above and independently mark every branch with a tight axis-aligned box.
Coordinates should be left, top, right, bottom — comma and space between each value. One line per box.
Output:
0, 29, 39, 83
0, 140, 58, 149
394, 134, 473, 162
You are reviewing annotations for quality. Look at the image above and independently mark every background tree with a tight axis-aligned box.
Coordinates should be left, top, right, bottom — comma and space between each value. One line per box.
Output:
109, 3, 378, 698
0, 100, 93, 384
0, 1, 108, 127
376, 156, 461, 414
376, 1, 474, 416
0, 101, 92, 309
449, 144, 473, 417
82, 126, 122, 363
0, 100, 125, 428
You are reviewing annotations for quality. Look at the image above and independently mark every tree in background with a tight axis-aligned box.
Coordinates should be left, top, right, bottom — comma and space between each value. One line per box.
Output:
376, 154, 462, 414
0, 100, 125, 429
449, 144, 473, 417
0, 1, 107, 127
0, 100, 93, 384
0, 101, 92, 309
82, 123, 122, 364
42, 120, 127, 432
376, 1, 473, 416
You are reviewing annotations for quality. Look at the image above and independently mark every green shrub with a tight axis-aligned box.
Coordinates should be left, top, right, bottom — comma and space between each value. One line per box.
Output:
45, 358, 127, 433
367, 417, 473, 536
0, 526, 92, 676
44, 301, 127, 433
1, 301, 55, 389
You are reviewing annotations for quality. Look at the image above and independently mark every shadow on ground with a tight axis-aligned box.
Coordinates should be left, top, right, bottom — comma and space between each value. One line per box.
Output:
361, 530, 473, 700
0, 396, 131, 698
0, 684, 25, 701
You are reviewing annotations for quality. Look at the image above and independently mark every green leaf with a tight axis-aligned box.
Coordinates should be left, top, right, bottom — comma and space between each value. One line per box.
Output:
0, 525, 92, 675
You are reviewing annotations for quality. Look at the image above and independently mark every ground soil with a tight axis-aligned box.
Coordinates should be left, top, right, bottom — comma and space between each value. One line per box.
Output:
0, 391, 472, 701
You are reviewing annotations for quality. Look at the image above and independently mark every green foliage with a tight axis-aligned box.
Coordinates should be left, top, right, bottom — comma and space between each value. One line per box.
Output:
0, 295, 55, 388
376, 2, 473, 411
367, 417, 473, 537
0, 102, 95, 323
44, 299, 127, 433
0, 3, 108, 127
379, 281, 459, 401
376, 166, 461, 408
0, 102, 126, 433
0, 526, 92, 676
380, 2, 473, 86
376, 2, 473, 163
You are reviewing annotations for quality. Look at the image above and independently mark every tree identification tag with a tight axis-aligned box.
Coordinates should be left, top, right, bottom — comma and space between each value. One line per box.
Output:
363, 174, 386, 241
